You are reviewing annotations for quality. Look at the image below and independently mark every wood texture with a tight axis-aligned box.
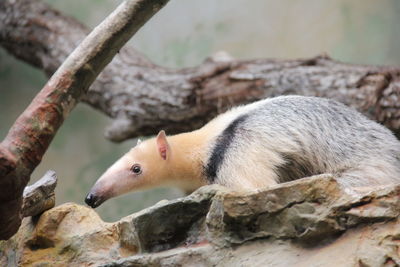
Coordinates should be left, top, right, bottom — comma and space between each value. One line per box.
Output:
0, 0, 170, 240
1, 0, 399, 142
22, 170, 57, 217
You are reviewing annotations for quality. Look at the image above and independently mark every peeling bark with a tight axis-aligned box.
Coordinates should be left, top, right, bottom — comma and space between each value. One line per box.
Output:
1, 0, 399, 142
0, 0, 170, 240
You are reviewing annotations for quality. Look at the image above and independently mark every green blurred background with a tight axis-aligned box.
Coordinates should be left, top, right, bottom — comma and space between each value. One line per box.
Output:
1, 0, 399, 222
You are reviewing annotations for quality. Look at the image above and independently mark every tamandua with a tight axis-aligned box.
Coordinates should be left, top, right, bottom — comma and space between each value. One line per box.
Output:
85, 95, 400, 208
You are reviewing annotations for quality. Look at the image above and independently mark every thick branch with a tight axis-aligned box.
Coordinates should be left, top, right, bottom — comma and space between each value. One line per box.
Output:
0, 0, 170, 240
1, 0, 399, 142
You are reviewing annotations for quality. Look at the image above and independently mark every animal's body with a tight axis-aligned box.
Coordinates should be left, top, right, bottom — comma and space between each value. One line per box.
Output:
85, 96, 400, 208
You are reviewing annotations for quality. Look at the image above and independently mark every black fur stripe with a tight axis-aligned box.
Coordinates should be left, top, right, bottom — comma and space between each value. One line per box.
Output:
205, 115, 248, 183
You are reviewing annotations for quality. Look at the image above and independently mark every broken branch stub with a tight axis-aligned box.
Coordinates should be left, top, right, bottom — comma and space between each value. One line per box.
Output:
0, 0, 170, 240
22, 170, 57, 217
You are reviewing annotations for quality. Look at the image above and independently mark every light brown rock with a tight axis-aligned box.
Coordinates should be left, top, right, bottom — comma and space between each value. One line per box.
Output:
0, 203, 137, 266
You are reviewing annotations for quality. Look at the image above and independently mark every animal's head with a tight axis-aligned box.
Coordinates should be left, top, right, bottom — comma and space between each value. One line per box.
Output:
85, 130, 172, 208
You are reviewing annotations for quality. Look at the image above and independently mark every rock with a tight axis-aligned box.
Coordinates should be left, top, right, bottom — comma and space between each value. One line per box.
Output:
103, 245, 220, 267
0, 203, 127, 266
207, 174, 400, 247
1, 175, 400, 266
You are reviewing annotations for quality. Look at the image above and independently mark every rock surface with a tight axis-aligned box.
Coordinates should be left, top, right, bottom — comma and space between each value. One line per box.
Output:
1, 175, 400, 266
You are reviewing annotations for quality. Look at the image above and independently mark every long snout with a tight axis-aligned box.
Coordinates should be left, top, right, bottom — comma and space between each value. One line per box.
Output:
84, 178, 113, 208
84, 167, 132, 208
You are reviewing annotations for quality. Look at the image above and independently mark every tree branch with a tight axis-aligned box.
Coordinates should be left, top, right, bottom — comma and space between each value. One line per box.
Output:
22, 170, 57, 217
0, 0, 170, 240
1, 0, 399, 142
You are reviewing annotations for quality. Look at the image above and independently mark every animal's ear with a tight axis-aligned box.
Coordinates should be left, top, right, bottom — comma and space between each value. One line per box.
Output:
156, 130, 169, 160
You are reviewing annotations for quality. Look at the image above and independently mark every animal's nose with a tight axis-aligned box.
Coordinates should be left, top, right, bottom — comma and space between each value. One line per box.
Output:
85, 193, 98, 208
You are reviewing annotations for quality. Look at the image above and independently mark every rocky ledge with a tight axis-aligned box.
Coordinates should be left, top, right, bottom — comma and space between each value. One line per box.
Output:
1, 175, 400, 267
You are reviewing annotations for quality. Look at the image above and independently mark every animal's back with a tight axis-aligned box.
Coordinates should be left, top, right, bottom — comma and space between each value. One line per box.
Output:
204, 96, 400, 190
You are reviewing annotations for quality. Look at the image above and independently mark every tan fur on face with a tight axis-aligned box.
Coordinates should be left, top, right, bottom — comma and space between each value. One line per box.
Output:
90, 101, 257, 201
92, 129, 211, 200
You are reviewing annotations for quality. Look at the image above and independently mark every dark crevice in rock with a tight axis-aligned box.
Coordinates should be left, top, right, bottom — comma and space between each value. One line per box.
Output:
134, 197, 213, 253
26, 236, 55, 250
334, 197, 373, 212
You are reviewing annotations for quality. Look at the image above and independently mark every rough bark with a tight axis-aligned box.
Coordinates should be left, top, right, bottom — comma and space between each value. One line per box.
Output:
0, 0, 170, 240
1, 0, 399, 142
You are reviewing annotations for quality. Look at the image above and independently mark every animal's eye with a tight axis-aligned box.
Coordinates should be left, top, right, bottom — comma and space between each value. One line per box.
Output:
131, 164, 142, 175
